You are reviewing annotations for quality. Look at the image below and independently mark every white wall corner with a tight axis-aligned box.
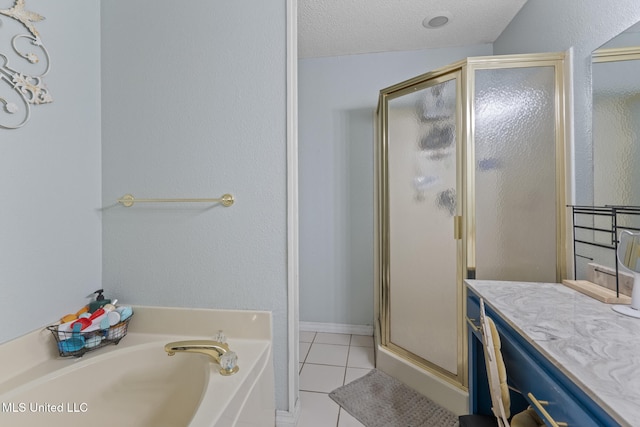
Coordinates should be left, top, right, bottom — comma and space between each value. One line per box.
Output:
564, 46, 576, 206
275, 400, 300, 427
286, 0, 300, 420
564, 46, 576, 277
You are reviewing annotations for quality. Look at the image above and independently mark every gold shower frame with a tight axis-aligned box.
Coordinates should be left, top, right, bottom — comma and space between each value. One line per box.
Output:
375, 52, 567, 389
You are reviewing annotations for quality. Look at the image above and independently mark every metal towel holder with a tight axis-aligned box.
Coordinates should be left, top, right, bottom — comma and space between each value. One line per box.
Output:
117, 194, 234, 207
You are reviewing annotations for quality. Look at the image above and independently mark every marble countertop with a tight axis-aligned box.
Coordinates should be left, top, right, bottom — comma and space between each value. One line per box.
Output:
466, 280, 640, 427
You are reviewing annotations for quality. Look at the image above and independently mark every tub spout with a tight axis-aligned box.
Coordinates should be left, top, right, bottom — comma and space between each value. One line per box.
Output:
164, 340, 228, 362
164, 340, 239, 376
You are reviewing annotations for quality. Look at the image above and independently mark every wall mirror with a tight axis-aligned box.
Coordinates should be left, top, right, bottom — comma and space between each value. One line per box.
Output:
572, 23, 640, 283
592, 22, 640, 207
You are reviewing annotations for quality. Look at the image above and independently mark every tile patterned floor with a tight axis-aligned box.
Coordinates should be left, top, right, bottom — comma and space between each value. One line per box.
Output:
298, 331, 375, 427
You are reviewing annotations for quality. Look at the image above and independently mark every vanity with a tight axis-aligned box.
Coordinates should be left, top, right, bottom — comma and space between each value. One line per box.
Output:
466, 280, 640, 427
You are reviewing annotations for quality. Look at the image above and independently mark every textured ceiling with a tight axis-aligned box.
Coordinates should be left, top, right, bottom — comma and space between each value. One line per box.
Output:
298, 0, 529, 58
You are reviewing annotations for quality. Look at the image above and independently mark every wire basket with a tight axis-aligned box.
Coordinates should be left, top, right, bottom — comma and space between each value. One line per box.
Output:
46, 314, 133, 357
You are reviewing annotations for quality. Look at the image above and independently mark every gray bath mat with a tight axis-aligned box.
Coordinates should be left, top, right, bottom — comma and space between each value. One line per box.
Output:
329, 369, 459, 427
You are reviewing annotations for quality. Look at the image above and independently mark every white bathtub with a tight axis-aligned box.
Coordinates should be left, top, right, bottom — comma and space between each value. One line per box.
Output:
0, 308, 275, 427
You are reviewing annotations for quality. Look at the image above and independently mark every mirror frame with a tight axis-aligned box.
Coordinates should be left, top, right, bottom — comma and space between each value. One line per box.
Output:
592, 46, 640, 63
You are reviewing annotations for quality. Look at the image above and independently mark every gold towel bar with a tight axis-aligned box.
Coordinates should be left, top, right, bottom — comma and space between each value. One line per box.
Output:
117, 194, 234, 207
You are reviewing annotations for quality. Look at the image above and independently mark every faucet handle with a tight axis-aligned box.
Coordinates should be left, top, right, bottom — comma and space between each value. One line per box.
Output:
219, 351, 239, 376
212, 330, 227, 343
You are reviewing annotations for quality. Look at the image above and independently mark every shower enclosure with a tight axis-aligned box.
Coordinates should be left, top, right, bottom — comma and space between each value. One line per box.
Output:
375, 53, 567, 412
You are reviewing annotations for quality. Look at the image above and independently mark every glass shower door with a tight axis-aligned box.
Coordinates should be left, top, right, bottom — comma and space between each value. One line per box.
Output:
471, 63, 564, 282
381, 71, 463, 381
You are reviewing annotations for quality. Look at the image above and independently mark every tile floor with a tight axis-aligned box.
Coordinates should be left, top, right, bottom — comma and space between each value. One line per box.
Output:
298, 331, 375, 427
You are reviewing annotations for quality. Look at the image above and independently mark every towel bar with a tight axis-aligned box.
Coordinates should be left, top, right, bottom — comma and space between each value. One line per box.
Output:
117, 194, 234, 207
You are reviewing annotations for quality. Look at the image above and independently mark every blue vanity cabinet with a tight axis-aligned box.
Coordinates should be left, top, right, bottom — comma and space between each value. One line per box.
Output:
467, 288, 621, 427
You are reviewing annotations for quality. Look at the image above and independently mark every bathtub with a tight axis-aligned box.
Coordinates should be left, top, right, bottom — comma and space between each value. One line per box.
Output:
0, 307, 275, 427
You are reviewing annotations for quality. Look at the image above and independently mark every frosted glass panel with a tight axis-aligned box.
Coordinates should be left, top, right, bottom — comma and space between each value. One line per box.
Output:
387, 78, 458, 374
474, 67, 557, 282
593, 59, 640, 207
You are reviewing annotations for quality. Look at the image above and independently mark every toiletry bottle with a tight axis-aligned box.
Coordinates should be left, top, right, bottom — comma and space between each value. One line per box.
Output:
88, 289, 111, 313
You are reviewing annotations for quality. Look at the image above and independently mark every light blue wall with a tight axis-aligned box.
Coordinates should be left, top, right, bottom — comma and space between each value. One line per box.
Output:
298, 44, 492, 325
0, 0, 102, 344
100, 0, 289, 411
494, 0, 640, 204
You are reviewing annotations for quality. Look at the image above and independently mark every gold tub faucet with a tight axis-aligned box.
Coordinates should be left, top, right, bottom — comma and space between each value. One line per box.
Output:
164, 340, 239, 376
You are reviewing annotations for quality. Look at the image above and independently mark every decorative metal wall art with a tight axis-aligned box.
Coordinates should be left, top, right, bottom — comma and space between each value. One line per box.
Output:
0, 0, 52, 129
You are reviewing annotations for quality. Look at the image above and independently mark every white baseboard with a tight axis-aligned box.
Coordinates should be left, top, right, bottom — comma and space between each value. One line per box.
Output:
299, 321, 373, 336
275, 399, 300, 427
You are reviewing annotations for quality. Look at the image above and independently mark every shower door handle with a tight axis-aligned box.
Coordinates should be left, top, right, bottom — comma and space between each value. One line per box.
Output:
453, 215, 463, 240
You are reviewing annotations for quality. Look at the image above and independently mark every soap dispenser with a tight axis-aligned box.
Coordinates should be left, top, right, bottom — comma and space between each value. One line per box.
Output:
88, 289, 111, 313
